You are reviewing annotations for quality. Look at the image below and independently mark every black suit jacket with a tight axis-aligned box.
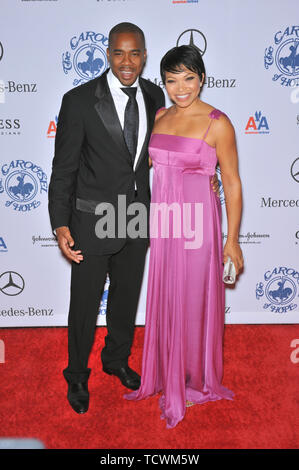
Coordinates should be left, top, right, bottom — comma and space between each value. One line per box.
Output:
48, 69, 165, 255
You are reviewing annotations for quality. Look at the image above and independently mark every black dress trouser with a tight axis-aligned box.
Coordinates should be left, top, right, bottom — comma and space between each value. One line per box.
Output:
63, 237, 148, 384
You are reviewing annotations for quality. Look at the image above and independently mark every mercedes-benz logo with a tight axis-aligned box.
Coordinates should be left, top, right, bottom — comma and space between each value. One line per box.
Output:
0, 42, 3, 62
0, 271, 25, 296
176, 29, 207, 56
290, 157, 299, 183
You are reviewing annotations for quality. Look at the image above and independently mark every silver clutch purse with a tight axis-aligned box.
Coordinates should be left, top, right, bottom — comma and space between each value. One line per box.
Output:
223, 256, 236, 284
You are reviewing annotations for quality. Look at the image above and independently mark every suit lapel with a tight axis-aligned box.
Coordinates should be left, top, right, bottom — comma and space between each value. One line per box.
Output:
135, 78, 156, 172
94, 70, 132, 166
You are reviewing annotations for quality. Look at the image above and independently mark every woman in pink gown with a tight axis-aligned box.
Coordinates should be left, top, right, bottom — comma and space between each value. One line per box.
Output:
125, 45, 243, 428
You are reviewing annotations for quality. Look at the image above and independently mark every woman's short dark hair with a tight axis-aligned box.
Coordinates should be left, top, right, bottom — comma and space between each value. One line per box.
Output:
160, 45, 206, 85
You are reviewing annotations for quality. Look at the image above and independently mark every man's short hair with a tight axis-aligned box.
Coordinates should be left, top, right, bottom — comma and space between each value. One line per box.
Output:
108, 22, 146, 49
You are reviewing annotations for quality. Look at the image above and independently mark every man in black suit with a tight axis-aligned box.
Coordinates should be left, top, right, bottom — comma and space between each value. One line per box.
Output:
49, 23, 165, 414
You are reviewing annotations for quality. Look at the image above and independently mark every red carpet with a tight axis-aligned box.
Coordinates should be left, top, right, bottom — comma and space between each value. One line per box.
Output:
0, 325, 298, 449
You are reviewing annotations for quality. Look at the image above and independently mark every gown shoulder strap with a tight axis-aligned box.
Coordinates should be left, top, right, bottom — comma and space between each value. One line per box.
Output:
202, 108, 224, 140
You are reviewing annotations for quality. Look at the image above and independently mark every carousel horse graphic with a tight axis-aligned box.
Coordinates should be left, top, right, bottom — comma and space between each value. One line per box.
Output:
8, 173, 34, 200
78, 46, 104, 77
279, 41, 299, 73
268, 278, 293, 303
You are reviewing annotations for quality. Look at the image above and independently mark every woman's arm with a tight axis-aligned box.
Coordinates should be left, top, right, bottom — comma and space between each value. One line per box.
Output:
215, 115, 244, 274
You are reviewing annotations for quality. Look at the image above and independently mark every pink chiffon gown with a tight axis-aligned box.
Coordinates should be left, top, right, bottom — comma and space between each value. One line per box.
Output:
124, 108, 234, 429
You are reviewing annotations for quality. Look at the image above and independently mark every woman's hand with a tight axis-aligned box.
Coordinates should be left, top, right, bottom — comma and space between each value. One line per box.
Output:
223, 240, 243, 275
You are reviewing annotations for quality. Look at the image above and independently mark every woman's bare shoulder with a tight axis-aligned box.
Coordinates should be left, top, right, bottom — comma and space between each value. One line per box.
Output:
214, 111, 233, 132
155, 106, 172, 122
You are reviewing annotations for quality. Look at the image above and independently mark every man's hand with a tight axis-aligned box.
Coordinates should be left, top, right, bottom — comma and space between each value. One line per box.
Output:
55, 226, 83, 264
211, 173, 220, 196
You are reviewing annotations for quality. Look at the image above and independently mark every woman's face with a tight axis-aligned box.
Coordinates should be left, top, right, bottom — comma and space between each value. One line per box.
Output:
165, 65, 203, 108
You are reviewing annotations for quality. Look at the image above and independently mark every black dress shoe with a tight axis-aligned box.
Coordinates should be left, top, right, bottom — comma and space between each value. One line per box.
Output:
103, 365, 141, 390
67, 382, 89, 414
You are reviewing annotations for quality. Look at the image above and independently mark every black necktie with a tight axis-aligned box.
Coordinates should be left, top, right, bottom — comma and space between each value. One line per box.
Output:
121, 87, 139, 164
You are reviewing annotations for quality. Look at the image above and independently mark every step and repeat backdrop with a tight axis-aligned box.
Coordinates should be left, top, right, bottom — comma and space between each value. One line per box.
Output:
0, 0, 298, 326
